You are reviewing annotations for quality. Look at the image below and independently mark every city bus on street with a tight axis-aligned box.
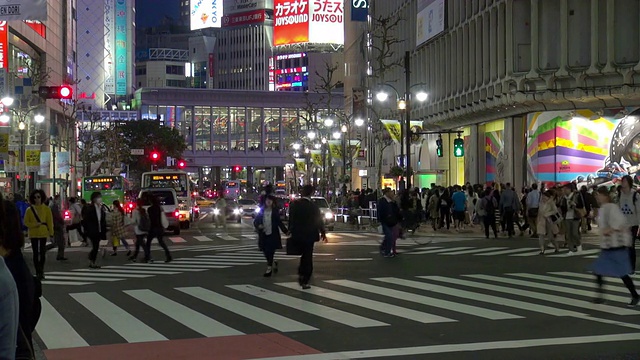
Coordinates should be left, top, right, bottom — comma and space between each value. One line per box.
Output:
141, 170, 196, 228
81, 175, 129, 210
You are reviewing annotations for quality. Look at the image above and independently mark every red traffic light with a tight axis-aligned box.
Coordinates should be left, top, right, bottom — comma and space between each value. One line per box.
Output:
177, 160, 186, 169
234, 166, 241, 172
38, 85, 73, 100
150, 151, 160, 161
59, 85, 73, 99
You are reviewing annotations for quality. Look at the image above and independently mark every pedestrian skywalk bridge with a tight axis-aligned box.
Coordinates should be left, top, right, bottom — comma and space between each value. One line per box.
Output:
400, 245, 603, 258
36, 271, 640, 350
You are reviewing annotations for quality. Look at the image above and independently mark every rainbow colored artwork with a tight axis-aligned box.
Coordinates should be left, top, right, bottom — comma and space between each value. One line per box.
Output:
485, 130, 503, 183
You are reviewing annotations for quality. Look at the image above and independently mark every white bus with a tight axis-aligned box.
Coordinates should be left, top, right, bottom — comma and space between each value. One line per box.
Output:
141, 170, 196, 228
223, 180, 240, 199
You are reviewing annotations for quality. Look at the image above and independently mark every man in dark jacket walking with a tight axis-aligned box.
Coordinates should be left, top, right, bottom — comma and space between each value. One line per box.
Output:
82, 192, 107, 268
288, 185, 326, 289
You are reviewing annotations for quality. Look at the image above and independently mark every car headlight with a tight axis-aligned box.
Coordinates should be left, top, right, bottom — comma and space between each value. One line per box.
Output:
255, 207, 261, 214
213, 208, 220, 215
324, 212, 333, 219
234, 208, 241, 215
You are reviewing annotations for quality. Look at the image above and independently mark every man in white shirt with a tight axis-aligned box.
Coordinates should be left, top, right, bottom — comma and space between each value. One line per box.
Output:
526, 183, 541, 237
562, 184, 585, 255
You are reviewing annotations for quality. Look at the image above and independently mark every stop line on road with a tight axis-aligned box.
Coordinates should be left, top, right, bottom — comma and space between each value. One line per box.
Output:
36, 271, 640, 351
400, 245, 602, 259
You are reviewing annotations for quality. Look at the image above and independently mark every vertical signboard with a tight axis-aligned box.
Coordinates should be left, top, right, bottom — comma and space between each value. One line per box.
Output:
273, 0, 309, 46
268, 56, 275, 91
190, 0, 222, 30
0, 21, 7, 71
416, 0, 446, 47
351, 0, 368, 21
115, 0, 127, 95
104, 0, 115, 94
308, 0, 344, 44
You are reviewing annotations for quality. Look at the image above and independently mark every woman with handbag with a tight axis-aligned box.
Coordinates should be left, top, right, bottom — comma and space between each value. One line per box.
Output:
537, 190, 561, 255
254, 196, 288, 277
592, 186, 639, 307
109, 200, 131, 257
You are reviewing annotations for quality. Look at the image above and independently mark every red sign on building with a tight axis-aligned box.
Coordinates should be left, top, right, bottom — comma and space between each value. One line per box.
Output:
274, 0, 309, 46
0, 21, 7, 70
222, 9, 266, 27
24, 20, 46, 39
208, 53, 214, 78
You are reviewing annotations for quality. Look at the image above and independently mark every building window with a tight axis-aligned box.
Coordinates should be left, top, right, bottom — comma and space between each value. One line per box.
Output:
165, 65, 184, 75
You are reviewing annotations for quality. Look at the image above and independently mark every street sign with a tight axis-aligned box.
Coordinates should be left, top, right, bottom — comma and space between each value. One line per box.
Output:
130, 149, 144, 156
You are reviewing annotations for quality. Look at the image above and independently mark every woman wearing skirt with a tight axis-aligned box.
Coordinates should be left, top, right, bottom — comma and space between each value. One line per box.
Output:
254, 195, 288, 277
592, 186, 639, 306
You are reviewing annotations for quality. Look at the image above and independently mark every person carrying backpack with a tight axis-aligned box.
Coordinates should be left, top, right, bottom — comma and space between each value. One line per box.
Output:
481, 188, 498, 239
616, 175, 640, 273
129, 198, 150, 262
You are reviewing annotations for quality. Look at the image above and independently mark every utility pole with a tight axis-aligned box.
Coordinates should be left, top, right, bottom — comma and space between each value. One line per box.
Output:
404, 50, 412, 190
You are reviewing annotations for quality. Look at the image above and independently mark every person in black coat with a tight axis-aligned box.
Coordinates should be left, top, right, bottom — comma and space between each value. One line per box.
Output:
288, 185, 326, 289
81, 191, 107, 269
254, 195, 288, 277
0, 194, 40, 359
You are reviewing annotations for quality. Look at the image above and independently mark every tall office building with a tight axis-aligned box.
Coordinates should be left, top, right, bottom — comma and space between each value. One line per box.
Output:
77, 0, 136, 109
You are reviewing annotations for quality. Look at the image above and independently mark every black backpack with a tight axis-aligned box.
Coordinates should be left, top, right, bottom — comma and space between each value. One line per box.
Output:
138, 208, 151, 232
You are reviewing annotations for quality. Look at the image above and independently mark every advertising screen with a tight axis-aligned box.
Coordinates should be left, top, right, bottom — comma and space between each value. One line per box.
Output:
416, 0, 445, 47
274, 0, 309, 45
308, 0, 344, 44
190, 0, 222, 30
222, 9, 266, 27
223, 0, 272, 15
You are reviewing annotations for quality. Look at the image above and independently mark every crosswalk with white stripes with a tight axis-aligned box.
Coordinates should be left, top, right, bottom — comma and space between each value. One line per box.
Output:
401, 245, 602, 258
36, 271, 640, 350
40, 246, 303, 286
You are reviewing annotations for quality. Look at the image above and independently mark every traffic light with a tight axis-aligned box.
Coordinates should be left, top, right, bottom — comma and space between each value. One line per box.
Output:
453, 137, 464, 157
150, 151, 160, 161
231, 166, 241, 180
38, 85, 73, 100
234, 166, 241, 172
436, 136, 443, 158
177, 159, 186, 169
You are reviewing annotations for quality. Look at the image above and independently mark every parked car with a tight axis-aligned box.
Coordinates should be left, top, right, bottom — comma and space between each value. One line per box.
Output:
138, 188, 181, 235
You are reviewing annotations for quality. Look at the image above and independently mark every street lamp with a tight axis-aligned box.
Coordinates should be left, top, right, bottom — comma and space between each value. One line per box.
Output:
354, 118, 365, 127
18, 122, 25, 131
307, 131, 316, 140
292, 142, 301, 150
0, 114, 9, 124
34, 114, 45, 123
323, 117, 334, 127
375, 92, 389, 102
332, 131, 341, 140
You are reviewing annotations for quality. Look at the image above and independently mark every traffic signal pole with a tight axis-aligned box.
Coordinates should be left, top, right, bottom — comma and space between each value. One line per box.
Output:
405, 51, 412, 190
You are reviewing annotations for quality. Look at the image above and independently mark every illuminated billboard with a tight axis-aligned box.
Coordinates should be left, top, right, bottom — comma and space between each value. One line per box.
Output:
190, 0, 222, 30
223, 0, 272, 15
416, 0, 445, 47
274, 0, 344, 46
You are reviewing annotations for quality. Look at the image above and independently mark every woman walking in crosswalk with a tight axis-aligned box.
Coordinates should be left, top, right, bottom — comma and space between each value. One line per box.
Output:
23, 190, 54, 280
129, 198, 149, 262
254, 195, 288, 277
592, 186, 639, 307
537, 190, 561, 255
109, 200, 131, 257
144, 195, 172, 263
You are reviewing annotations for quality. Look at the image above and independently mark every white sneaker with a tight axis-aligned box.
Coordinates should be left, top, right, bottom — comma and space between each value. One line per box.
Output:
577, 245, 583, 253
567, 251, 575, 257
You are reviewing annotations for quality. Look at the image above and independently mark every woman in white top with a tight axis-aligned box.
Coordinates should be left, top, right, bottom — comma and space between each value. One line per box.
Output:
128, 198, 149, 262
592, 186, 639, 307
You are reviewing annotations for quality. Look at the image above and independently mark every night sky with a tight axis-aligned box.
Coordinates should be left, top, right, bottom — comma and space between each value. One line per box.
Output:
136, 0, 180, 28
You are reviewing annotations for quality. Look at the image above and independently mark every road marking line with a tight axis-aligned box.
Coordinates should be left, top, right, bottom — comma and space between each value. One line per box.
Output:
125, 289, 243, 337
195, 256, 262, 262
125, 264, 208, 272
549, 271, 640, 281
382, 277, 583, 317
475, 248, 539, 256
277, 282, 456, 324
242, 234, 258, 239
411, 247, 475, 255
194, 236, 213, 242
462, 274, 639, 316
41, 281, 94, 286
99, 267, 180, 275
71, 292, 167, 343
134, 263, 230, 269
228, 284, 388, 328
177, 287, 318, 332
46, 271, 151, 278
168, 236, 187, 243
546, 249, 601, 258
326, 280, 521, 320
337, 233, 368, 239
414, 246, 443, 251
250, 333, 640, 359
172, 261, 253, 266
42, 276, 124, 282
36, 298, 89, 349
510, 250, 548, 257
508, 273, 630, 294
439, 247, 507, 255
218, 234, 240, 241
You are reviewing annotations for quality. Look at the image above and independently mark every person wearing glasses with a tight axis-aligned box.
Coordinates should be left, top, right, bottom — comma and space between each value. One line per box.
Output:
23, 190, 53, 280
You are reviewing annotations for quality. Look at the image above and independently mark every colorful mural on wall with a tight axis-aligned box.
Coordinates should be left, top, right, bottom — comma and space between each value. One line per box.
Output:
526, 108, 640, 187
484, 120, 505, 184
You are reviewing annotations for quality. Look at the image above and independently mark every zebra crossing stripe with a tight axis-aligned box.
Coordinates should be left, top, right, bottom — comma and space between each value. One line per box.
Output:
510, 250, 548, 257
43, 275, 124, 282
440, 247, 507, 255
124, 289, 244, 337
411, 247, 475, 255
194, 236, 213, 242
172, 261, 254, 266
125, 264, 208, 272
545, 249, 601, 258
47, 271, 152, 278
456, 275, 638, 316
508, 273, 630, 295
379, 277, 584, 317
242, 234, 258, 239
326, 280, 521, 320
169, 237, 187, 243
71, 292, 167, 343
195, 256, 262, 262
36, 298, 89, 349
228, 284, 388, 328
177, 287, 318, 332
100, 266, 180, 275
276, 282, 456, 324
475, 248, 538, 256
414, 246, 443, 251
338, 233, 368, 239
135, 263, 231, 269
218, 234, 240, 241
41, 281, 93, 286
549, 271, 640, 282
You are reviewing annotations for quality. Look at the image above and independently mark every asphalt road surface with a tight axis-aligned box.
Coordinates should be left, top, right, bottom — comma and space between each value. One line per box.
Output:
27, 209, 640, 360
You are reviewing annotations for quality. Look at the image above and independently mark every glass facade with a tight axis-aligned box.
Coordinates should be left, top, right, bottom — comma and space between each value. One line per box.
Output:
230, 107, 245, 151
212, 107, 227, 151
194, 106, 211, 151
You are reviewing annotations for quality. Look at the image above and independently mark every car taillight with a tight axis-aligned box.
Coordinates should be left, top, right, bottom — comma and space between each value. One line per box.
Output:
285, 202, 289, 208
174, 210, 180, 218
64, 210, 71, 220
